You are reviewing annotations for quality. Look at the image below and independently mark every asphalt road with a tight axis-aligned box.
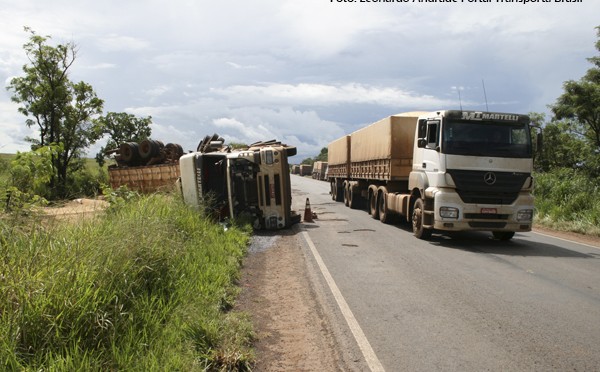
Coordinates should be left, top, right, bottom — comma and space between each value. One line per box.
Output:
290, 175, 600, 371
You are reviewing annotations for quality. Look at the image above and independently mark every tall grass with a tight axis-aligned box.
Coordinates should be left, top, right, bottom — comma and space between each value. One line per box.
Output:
534, 168, 600, 236
0, 193, 254, 371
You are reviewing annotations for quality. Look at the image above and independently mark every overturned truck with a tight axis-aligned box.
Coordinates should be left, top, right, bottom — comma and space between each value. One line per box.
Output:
107, 139, 184, 193
179, 134, 301, 230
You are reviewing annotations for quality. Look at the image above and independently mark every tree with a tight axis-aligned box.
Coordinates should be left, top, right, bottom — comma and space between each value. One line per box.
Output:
93, 112, 152, 166
531, 112, 588, 172
551, 26, 600, 163
314, 147, 328, 162
301, 147, 328, 165
7, 27, 104, 198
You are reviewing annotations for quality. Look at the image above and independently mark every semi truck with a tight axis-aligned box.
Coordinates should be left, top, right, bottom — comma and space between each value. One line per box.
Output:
312, 161, 329, 180
327, 110, 540, 240
299, 164, 313, 177
179, 134, 301, 230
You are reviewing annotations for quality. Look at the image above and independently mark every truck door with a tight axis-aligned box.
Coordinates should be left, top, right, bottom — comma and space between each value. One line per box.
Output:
424, 119, 443, 176
415, 118, 442, 174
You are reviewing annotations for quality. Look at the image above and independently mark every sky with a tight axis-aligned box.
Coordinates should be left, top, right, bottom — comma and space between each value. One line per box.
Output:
0, 0, 598, 161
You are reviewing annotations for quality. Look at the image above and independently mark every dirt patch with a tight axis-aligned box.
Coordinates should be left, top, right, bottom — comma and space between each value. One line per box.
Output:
43, 198, 109, 223
236, 228, 345, 371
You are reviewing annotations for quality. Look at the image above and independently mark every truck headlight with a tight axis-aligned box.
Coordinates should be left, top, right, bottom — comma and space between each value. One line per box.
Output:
440, 207, 459, 219
517, 209, 533, 221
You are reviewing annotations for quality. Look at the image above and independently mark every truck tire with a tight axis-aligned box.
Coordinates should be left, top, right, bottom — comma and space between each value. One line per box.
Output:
378, 191, 394, 224
119, 142, 141, 166
139, 139, 164, 159
343, 182, 350, 207
369, 191, 379, 219
348, 185, 363, 210
412, 198, 432, 240
492, 231, 515, 241
330, 180, 337, 201
331, 180, 344, 202
165, 143, 184, 162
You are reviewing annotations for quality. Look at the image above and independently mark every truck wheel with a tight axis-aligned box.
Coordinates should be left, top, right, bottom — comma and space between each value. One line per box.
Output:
378, 192, 394, 224
331, 180, 344, 202
348, 186, 363, 210
412, 198, 432, 240
343, 183, 350, 207
119, 142, 141, 166
139, 139, 164, 159
330, 181, 337, 201
492, 231, 515, 241
335, 185, 344, 202
369, 192, 379, 219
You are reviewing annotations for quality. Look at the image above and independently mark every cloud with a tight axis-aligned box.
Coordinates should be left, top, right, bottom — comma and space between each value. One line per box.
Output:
213, 106, 345, 159
96, 34, 150, 52
0, 100, 34, 153
1, 0, 598, 159
226, 61, 257, 70
212, 83, 457, 109
83, 62, 116, 70
143, 85, 171, 98
276, 0, 396, 59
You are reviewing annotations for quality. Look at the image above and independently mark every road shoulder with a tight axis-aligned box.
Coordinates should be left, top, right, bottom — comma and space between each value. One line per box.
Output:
235, 227, 345, 371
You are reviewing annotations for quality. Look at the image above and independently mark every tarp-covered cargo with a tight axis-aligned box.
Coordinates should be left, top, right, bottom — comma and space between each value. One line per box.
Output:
349, 112, 425, 180
312, 161, 328, 180
327, 135, 350, 165
327, 135, 350, 179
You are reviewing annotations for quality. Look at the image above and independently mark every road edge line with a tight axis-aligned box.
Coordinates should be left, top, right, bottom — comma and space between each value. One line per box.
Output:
532, 231, 600, 249
301, 231, 385, 372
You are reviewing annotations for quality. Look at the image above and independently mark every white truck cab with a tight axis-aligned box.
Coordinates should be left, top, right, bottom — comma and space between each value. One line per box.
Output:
410, 110, 536, 240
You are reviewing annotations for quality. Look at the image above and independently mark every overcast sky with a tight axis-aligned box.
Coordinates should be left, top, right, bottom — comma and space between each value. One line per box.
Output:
1, 0, 598, 161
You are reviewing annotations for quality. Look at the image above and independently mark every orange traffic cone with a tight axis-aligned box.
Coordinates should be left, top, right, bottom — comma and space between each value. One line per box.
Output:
303, 198, 313, 223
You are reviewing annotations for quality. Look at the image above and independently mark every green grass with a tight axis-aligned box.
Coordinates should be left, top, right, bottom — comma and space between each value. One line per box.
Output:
534, 168, 600, 236
0, 154, 14, 185
0, 193, 254, 371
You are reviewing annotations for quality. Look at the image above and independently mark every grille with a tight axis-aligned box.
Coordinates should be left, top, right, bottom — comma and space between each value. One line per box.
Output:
464, 213, 510, 220
469, 222, 507, 228
447, 169, 529, 205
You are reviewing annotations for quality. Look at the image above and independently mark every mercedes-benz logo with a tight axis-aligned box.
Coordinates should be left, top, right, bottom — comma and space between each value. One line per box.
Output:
484, 172, 496, 185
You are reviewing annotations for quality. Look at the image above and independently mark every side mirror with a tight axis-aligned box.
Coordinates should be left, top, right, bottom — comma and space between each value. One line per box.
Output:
285, 146, 297, 157
536, 132, 543, 153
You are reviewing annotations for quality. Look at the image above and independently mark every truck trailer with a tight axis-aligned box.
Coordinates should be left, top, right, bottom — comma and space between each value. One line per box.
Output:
328, 110, 539, 240
179, 135, 301, 230
107, 139, 184, 193
312, 161, 329, 180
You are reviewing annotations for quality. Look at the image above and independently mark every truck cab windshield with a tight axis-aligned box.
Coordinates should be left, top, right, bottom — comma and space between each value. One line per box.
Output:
442, 120, 532, 158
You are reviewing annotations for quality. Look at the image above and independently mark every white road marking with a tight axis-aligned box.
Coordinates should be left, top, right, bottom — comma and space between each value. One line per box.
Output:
531, 231, 600, 250
301, 231, 385, 372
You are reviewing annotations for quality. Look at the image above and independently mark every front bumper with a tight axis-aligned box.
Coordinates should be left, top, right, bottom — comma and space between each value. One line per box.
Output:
427, 187, 534, 232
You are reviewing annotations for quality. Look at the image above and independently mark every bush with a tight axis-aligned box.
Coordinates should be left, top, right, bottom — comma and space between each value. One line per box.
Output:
64, 165, 107, 198
534, 168, 600, 235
